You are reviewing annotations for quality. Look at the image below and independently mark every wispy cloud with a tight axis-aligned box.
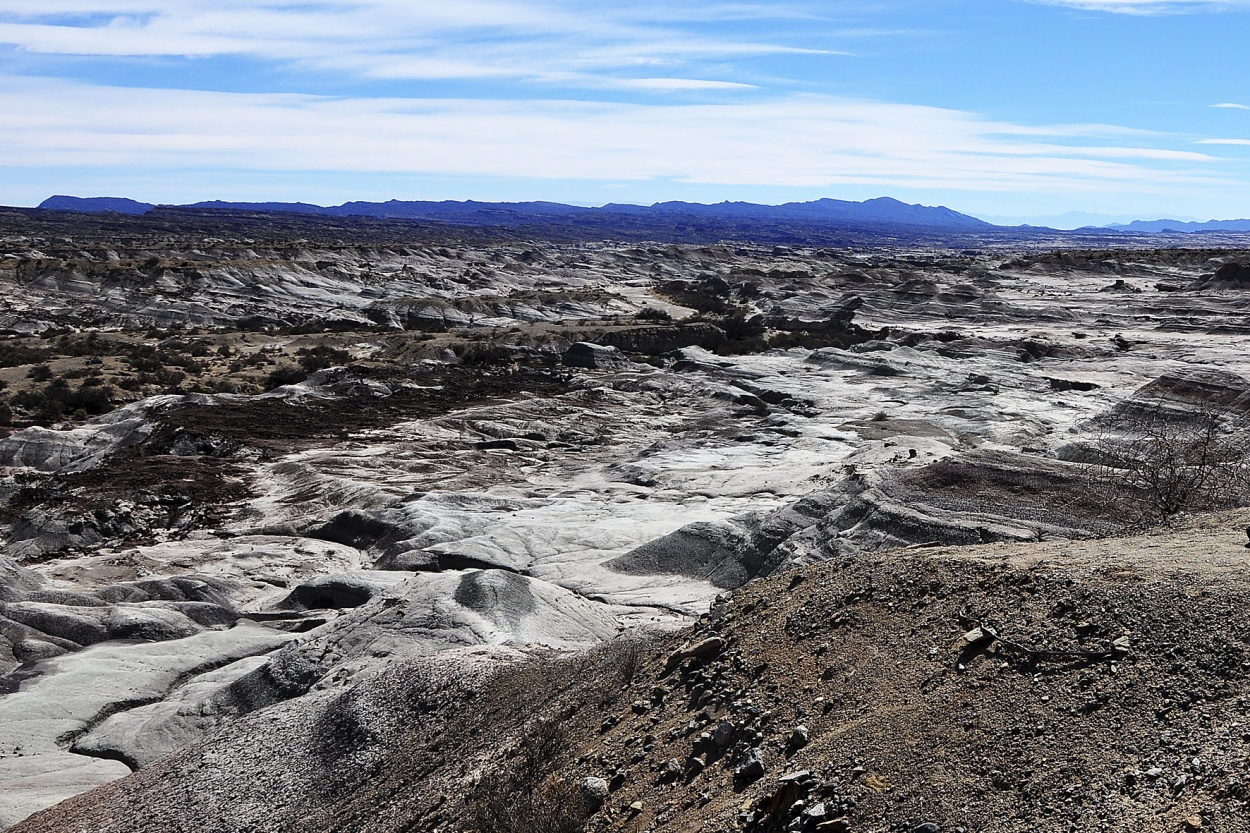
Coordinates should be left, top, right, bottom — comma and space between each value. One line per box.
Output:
3, 1, 1247, 216
0, 76, 1223, 198
1198, 138, 1250, 146
1029, 0, 1250, 13
614, 78, 760, 91
0, 1, 843, 91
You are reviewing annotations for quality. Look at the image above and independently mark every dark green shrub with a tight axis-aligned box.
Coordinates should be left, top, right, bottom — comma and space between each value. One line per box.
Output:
297, 344, 351, 372
0, 342, 52, 368
456, 344, 512, 367
265, 365, 308, 389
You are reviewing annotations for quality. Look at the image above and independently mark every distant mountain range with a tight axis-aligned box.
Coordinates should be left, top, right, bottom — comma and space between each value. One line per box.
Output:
39, 196, 156, 215
34, 194, 1250, 236
1105, 218, 1250, 233
36, 195, 992, 231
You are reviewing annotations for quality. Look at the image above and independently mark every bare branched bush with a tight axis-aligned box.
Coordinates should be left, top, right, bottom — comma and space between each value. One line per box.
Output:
608, 637, 644, 686
467, 771, 586, 833
465, 716, 587, 833
594, 636, 644, 706
461, 637, 657, 833
1086, 399, 1250, 527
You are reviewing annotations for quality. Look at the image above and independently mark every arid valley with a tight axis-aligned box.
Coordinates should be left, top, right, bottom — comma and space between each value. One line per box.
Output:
0, 206, 1247, 832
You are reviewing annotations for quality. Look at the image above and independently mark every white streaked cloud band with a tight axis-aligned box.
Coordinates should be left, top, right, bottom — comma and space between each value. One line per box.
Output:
1030, 0, 1250, 13
0, 77, 1222, 195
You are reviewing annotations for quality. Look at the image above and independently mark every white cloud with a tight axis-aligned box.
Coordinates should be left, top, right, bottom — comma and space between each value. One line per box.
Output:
1198, 138, 1250, 146
613, 78, 760, 91
1029, 0, 1250, 12
1213, 103, 1250, 110
0, 77, 1225, 199
0, 1, 839, 90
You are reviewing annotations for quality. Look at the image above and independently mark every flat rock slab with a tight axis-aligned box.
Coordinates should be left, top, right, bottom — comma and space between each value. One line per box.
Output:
0, 622, 291, 829
71, 654, 273, 770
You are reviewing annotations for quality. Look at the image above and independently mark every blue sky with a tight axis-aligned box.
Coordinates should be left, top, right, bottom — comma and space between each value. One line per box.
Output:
2, 0, 1250, 223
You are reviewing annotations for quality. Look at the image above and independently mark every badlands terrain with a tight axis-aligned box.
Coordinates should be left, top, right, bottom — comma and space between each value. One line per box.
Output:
1, 206, 1249, 832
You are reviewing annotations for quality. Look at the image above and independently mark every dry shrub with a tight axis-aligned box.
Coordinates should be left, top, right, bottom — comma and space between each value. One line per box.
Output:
463, 636, 656, 833
464, 716, 587, 833
1087, 399, 1250, 527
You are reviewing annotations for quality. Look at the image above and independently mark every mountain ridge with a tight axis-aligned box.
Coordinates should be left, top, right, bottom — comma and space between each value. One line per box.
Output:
1108, 218, 1250, 233
37, 194, 991, 231
38, 194, 1250, 236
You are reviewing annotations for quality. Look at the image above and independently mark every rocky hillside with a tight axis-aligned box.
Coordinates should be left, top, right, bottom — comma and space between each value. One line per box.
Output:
12, 511, 1250, 833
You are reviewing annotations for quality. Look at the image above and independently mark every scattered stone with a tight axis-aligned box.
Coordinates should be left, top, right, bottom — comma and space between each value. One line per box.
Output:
664, 636, 727, 672
579, 777, 609, 811
735, 748, 767, 786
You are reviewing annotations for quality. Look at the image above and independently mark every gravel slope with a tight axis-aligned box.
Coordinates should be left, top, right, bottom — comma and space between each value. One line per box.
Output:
13, 510, 1250, 833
